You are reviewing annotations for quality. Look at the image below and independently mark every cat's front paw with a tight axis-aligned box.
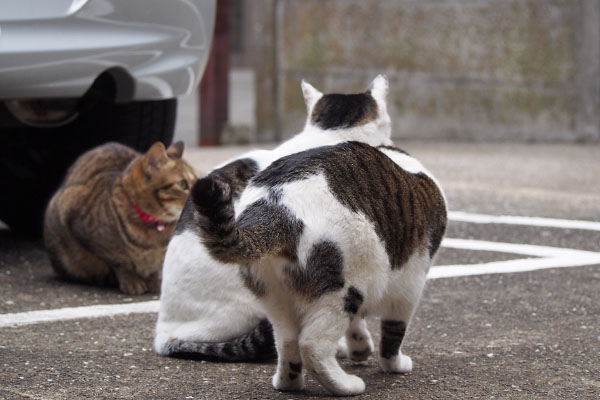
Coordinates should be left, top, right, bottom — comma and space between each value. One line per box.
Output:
146, 277, 162, 294
118, 277, 148, 295
272, 370, 305, 392
379, 353, 413, 374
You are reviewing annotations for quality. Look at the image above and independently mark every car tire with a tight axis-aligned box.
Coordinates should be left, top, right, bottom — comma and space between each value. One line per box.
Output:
0, 98, 177, 235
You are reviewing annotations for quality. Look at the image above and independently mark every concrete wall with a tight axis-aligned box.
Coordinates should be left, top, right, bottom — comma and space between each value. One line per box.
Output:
244, 0, 600, 142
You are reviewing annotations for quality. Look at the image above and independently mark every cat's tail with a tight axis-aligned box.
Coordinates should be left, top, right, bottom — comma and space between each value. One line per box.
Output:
159, 319, 277, 362
191, 175, 301, 264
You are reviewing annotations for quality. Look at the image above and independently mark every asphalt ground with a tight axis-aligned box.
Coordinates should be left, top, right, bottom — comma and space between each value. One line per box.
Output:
1, 140, 599, 399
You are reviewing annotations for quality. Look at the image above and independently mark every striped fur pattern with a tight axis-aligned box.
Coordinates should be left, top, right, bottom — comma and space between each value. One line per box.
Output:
44, 141, 196, 294
191, 139, 447, 395
164, 319, 276, 362
154, 76, 393, 364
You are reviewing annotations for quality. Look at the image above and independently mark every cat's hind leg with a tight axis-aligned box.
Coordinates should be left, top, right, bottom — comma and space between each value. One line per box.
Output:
378, 253, 429, 374
261, 290, 305, 392
300, 300, 366, 396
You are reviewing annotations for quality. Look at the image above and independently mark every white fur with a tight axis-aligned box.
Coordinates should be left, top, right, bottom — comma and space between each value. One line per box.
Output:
154, 231, 266, 354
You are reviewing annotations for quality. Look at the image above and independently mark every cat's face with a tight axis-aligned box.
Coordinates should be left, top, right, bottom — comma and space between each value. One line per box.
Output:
126, 141, 197, 222
301, 75, 391, 140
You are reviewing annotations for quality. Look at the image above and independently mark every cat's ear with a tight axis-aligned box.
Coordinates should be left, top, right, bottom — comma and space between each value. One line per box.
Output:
369, 74, 389, 102
301, 80, 323, 111
144, 142, 170, 172
167, 141, 184, 159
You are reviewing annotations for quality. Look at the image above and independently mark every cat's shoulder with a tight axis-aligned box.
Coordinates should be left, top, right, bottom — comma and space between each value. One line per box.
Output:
375, 144, 429, 175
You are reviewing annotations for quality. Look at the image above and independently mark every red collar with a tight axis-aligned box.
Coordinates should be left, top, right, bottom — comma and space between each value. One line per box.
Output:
131, 201, 167, 232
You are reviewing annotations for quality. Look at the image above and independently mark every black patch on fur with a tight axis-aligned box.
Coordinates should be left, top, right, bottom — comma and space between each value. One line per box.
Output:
173, 197, 197, 235
192, 170, 305, 264
208, 158, 259, 200
191, 176, 231, 212
236, 199, 304, 260
380, 320, 407, 359
176, 158, 258, 236
352, 349, 371, 359
289, 361, 302, 373
284, 240, 345, 299
288, 373, 298, 380
252, 142, 447, 269
166, 319, 276, 362
311, 92, 378, 130
343, 286, 364, 315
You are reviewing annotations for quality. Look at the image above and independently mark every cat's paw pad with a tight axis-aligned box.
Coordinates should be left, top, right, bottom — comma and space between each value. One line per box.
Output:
325, 374, 366, 396
192, 177, 231, 210
272, 370, 305, 392
379, 353, 413, 374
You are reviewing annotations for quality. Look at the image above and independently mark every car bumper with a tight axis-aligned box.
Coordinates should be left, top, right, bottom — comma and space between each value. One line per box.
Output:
0, 0, 216, 101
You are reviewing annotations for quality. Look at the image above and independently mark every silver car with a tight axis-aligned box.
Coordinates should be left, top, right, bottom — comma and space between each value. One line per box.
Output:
0, 0, 216, 233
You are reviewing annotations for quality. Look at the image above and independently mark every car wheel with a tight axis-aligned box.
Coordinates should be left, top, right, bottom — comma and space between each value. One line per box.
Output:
0, 98, 177, 235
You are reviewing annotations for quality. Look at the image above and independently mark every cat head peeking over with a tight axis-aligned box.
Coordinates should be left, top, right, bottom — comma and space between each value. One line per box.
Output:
300, 75, 392, 146
122, 141, 197, 225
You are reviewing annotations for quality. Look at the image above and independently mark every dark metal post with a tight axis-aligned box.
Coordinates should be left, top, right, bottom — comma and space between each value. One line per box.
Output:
199, 0, 230, 146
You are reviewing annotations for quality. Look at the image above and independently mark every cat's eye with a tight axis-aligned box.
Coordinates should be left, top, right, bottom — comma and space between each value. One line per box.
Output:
177, 180, 189, 190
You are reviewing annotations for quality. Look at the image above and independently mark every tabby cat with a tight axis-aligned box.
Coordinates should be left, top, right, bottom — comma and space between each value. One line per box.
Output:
190, 83, 447, 394
44, 141, 197, 295
154, 76, 392, 361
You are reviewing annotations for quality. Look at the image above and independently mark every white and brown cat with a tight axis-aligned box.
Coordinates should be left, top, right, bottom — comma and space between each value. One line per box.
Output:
189, 79, 447, 395
154, 76, 393, 361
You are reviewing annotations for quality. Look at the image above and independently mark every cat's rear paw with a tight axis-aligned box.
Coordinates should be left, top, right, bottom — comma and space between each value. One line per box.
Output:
379, 353, 413, 374
119, 277, 148, 295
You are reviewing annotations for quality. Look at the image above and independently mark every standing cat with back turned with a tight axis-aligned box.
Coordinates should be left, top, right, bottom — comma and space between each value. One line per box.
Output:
155, 76, 394, 362
160, 75, 448, 396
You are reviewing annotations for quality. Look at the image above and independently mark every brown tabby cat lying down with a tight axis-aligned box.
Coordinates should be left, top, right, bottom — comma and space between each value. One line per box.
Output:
44, 141, 197, 294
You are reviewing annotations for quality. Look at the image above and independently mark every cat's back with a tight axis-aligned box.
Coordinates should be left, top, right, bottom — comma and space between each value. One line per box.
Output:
249, 141, 447, 267
61, 142, 138, 187
46, 142, 137, 235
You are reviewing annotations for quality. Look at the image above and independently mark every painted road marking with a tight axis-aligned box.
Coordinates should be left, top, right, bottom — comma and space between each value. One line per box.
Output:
429, 238, 600, 280
1, 212, 599, 328
449, 211, 600, 232
0, 301, 160, 328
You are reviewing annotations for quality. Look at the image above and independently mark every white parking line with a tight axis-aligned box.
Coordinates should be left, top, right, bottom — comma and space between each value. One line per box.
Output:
449, 211, 600, 231
0, 301, 159, 328
429, 238, 600, 279
1, 212, 599, 328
